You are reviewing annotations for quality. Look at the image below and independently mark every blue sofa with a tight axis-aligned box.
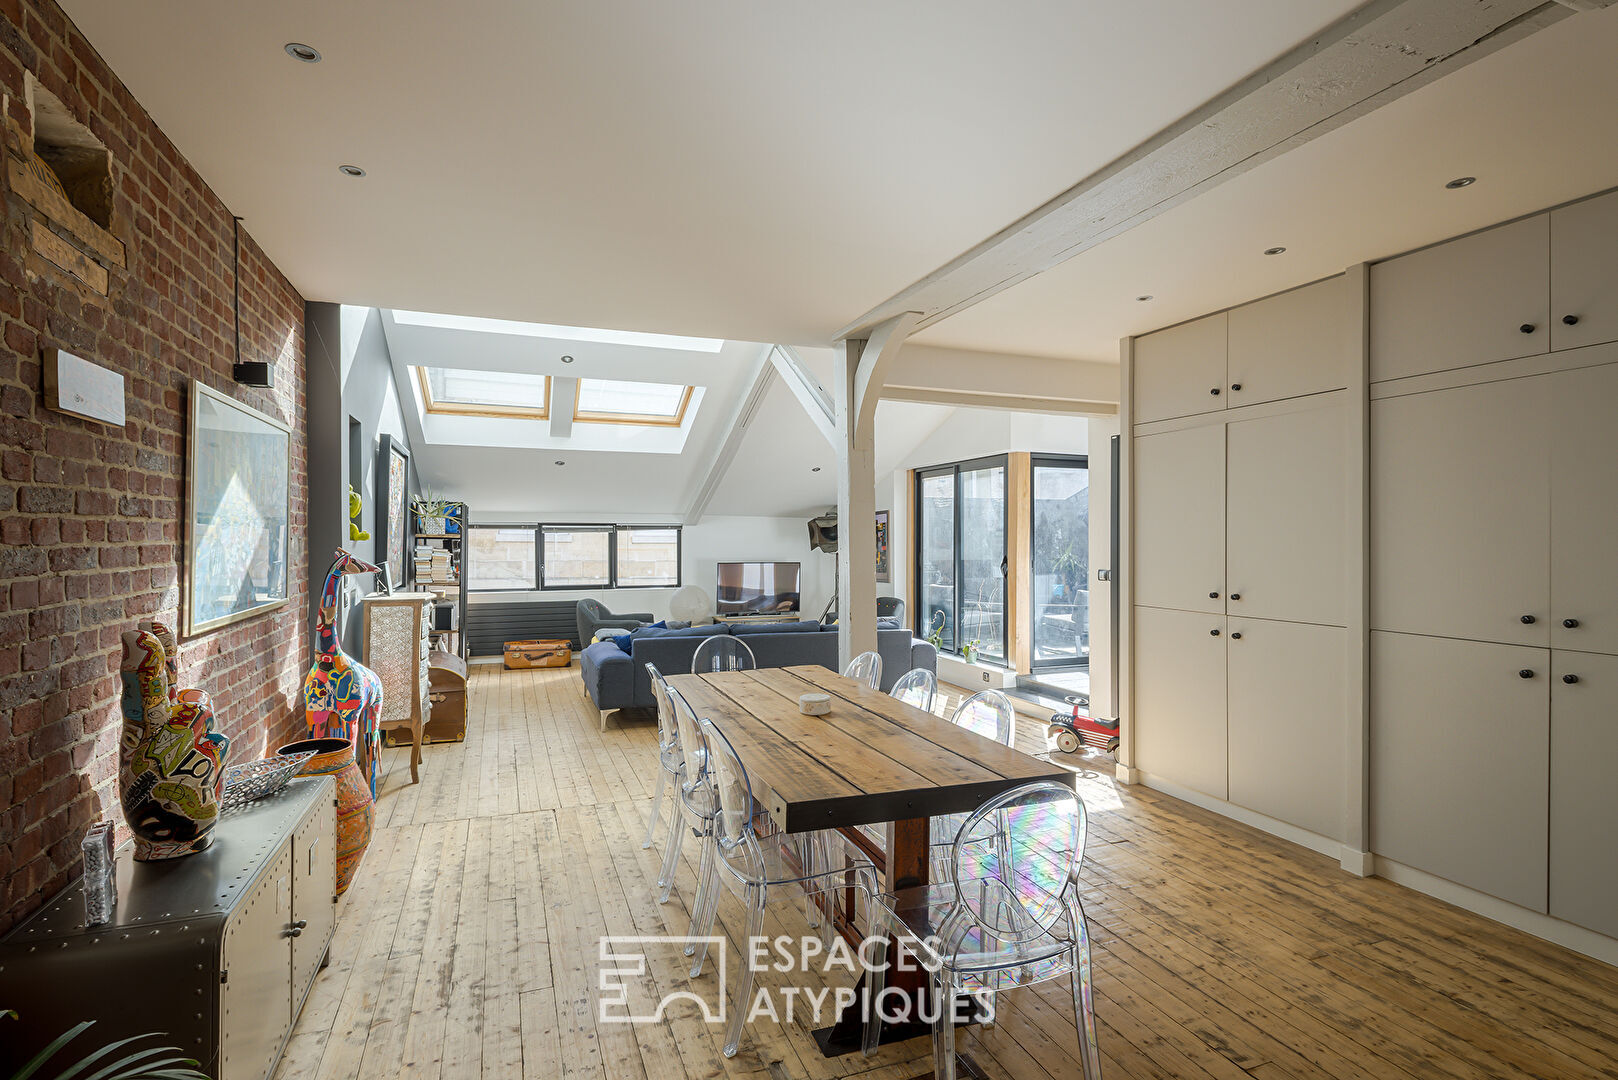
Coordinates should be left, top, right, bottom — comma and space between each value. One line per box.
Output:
579, 620, 937, 729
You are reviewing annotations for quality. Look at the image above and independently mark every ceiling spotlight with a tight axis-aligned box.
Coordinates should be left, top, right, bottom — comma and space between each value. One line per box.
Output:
1445, 176, 1476, 189
560, 355, 574, 363
554, 460, 566, 466
284, 42, 321, 63
1136, 295, 1154, 302
811, 467, 821, 472
1263, 246, 1287, 256
338, 164, 366, 178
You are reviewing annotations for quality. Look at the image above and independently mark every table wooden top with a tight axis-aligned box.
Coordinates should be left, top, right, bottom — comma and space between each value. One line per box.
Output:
665, 666, 1072, 834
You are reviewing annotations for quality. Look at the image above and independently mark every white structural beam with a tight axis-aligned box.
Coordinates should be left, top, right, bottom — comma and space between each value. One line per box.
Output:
684, 346, 777, 525
550, 376, 579, 438
769, 345, 836, 446
883, 344, 1119, 415
837, 0, 1575, 340
835, 312, 918, 666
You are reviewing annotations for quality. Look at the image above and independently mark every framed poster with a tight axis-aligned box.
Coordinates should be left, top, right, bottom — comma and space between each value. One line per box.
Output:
185, 380, 291, 636
875, 509, 891, 582
376, 434, 411, 590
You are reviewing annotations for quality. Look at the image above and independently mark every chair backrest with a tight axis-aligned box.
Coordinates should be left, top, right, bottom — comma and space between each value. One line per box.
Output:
877, 596, 905, 619
843, 650, 882, 690
950, 689, 1015, 747
691, 634, 756, 673
947, 780, 1086, 944
666, 686, 709, 804
889, 667, 937, 712
645, 662, 679, 755
696, 715, 765, 882
579, 598, 607, 619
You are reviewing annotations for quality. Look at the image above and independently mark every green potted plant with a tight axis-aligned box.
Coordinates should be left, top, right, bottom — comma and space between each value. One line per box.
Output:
3, 1011, 210, 1080
962, 639, 979, 664
411, 491, 456, 536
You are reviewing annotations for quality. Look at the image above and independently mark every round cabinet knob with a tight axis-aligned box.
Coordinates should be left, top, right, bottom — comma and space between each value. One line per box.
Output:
1230, 383, 1243, 391
1563, 314, 1580, 326
1520, 323, 1537, 334
1209, 591, 1220, 599
1230, 632, 1243, 640
1210, 387, 1221, 396
1521, 614, 1536, 624
1210, 628, 1221, 637
294, 920, 308, 929
1519, 669, 1535, 679
1229, 593, 1242, 601
1563, 618, 1580, 629
1563, 674, 1580, 685
286, 926, 303, 938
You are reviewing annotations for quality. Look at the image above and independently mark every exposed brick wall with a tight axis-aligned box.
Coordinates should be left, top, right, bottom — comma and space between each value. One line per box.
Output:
0, 0, 308, 933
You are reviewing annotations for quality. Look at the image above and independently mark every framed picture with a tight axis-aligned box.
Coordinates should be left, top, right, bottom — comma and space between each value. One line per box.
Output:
376, 434, 411, 590
875, 509, 891, 582
184, 380, 291, 636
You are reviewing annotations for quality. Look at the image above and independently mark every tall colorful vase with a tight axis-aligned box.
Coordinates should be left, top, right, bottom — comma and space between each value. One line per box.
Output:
278, 737, 374, 895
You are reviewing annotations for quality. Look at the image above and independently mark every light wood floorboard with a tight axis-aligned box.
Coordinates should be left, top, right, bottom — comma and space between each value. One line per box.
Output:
274, 663, 1618, 1080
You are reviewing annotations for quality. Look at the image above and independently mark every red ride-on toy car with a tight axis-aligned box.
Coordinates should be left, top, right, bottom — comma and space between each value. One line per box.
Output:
1048, 695, 1119, 755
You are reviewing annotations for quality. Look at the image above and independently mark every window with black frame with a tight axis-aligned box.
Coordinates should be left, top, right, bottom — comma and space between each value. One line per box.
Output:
915, 456, 1007, 664
467, 523, 681, 591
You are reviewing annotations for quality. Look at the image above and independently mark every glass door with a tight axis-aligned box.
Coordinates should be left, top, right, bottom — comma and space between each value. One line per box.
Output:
1030, 455, 1090, 672
914, 456, 1007, 663
917, 468, 956, 652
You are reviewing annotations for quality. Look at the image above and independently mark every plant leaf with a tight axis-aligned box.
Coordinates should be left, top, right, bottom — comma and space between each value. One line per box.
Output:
49, 1033, 159, 1080
79, 1045, 184, 1080
9, 1020, 95, 1080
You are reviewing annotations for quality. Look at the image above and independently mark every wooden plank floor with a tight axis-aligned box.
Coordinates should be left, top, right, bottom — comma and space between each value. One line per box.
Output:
275, 663, 1618, 1080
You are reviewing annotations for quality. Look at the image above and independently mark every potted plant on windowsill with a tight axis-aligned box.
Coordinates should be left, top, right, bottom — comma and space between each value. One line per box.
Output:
962, 639, 979, 664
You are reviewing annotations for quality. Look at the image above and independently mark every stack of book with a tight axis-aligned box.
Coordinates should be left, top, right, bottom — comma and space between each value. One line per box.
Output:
414, 545, 456, 584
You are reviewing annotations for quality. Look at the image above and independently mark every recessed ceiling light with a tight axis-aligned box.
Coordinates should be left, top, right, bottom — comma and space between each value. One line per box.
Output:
1136, 295, 1154, 302
560, 355, 574, 363
1445, 176, 1476, 189
338, 164, 366, 178
1263, 246, 1287, 256
554, 460, 566, 466
284, 43, 321, 63
811, 467, 821, 472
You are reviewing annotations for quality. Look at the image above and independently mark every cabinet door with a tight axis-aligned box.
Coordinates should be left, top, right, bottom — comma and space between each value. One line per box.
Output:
1134, 313, 1226, 423
1550, 650, 1618, 937
1227, 619, 1345, 839
1550, 190, 1618, 352
1133, 606, 1227, 799
1227, 402, 1345, 626
220, 845, 294, 1080
1371, 377, 1551, 646
1369, 632, 1548, 911
1369, 215, 1550, 382
290, 795, 336, 1014
1227, 277, 1348, 406
1134, 423, 1225, 615
1550, 362, 1618, 655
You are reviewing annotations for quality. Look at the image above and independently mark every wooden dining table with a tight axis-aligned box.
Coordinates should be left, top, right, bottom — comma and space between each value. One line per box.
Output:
665, 664, 1075, 1057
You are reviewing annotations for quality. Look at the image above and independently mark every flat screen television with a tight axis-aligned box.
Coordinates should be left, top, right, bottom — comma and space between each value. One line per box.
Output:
716, 561, 801, 616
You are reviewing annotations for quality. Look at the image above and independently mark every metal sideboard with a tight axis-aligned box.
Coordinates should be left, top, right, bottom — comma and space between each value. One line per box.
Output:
0, 775, 337, 1080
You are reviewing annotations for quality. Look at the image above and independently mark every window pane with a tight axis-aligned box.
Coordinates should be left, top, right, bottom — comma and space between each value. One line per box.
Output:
1032, 461, 1090, 668
543, 527, 610, 587
918, 471, 956, 652
959, 464, 1006, 664
424, 367, 549, 411
615, 527, 679, 587
468, 526, 536, 589
575, 379, 687, 419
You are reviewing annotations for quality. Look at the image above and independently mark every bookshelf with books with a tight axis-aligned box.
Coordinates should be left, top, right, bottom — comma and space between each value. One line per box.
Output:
412, 500, 468, 658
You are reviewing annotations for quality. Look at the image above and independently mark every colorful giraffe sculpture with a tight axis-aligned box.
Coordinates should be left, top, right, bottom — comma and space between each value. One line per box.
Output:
118, 622, 230, 860
303, 550, 386, 795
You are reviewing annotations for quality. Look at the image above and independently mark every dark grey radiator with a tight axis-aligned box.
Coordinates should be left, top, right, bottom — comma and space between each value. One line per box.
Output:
466, 600, 580, 656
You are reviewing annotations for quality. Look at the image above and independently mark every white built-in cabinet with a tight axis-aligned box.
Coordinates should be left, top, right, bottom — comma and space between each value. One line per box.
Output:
1130, 276, 1349, 838
1549, 650, 1618, 939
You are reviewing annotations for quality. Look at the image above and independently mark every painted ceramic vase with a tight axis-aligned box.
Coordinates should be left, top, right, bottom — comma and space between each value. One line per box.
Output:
303, 550, 386, 797
279, 737, 374, 895
119, 624, 230, 860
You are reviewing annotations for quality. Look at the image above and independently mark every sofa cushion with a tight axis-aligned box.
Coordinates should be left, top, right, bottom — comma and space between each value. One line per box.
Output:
631, 623, 730, 641
730, 620, 821, 635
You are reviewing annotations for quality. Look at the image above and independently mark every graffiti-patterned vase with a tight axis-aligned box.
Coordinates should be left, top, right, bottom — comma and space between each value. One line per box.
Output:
119, 627, 230, 860
278, 737, 374, 895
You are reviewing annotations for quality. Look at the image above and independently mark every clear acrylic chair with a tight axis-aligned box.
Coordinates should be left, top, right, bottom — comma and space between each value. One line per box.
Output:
657, 686, 718, 907
875, 781, 1103, 1080
951, 689, 1015, 747
844, 650, 883, 690
691, 634, 756, 673
642, 663, 683, 849
686, 715, 891, 1059
889, 667, 938, 712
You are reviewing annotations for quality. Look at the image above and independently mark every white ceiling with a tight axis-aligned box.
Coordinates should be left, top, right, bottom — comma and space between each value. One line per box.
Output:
61, 0, 1366, 346
913, 4, 1618, 360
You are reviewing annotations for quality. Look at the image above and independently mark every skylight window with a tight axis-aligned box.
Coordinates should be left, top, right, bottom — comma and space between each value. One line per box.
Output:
393, 310, 724, 353
573, 379, 693, 426
416, 367, 549, 418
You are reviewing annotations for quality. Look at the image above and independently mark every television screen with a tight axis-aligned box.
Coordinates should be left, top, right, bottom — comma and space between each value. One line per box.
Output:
716, 561, 801, 615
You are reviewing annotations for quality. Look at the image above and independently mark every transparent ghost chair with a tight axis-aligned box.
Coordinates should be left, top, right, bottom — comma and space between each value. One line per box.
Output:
691, 634, 757, 674
843, 650, 883, 690
926, 690, 1017, 866
873, 781, 1103, 1080
641, 663, 684, 849
656, 685, 718, 908
889, 667, 938, 712
687, 715, 892, 1059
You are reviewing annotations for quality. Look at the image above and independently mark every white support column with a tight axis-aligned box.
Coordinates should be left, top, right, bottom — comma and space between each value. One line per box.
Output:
834, 313, 918, 667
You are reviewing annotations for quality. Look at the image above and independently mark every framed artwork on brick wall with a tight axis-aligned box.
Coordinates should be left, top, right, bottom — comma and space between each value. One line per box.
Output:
184, 380, 292, 636
376, 434, 411, 591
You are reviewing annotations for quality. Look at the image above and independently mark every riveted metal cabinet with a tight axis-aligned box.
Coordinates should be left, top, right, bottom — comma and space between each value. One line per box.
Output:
0, 777, 336, 1080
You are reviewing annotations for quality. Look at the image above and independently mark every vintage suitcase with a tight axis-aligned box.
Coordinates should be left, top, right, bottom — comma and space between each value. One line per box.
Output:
424, 648, 468, 743
503, 638, 572, 669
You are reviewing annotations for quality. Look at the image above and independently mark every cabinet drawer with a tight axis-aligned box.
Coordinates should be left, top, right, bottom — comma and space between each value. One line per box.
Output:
1134, 313, 1226, 423
1370, 214, 1550, 382
1227, 277, 1348, 406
